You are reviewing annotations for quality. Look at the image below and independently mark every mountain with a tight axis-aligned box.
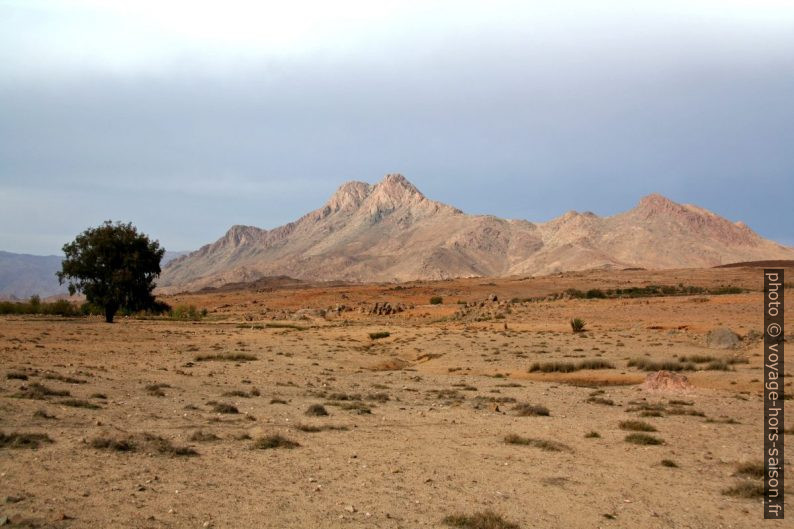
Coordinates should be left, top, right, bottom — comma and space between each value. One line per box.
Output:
158, 174, 794, 292
0, 252, 66, 299
0, 250, 189, 300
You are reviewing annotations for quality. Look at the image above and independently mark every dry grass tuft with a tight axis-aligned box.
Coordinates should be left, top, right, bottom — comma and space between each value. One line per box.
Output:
619, 420, 657, 432
504, 434, 570, 452
195, 353, 257, 362
252, 434, 300, 450
624, 433, 664, 445
0, 431, 54, 449
443, 510, 520, 529
512, 403, 550, 416
722, 480, 765, 498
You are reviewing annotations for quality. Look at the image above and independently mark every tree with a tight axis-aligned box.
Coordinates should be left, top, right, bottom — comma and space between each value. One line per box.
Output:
57, 221, 165, 323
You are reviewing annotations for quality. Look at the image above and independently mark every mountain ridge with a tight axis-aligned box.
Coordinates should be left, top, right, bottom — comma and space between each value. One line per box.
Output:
159, 174, 794, 292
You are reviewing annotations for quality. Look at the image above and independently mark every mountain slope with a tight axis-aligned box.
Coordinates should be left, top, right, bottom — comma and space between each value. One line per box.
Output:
0, 250, 189, 299
159, 174, 794, 291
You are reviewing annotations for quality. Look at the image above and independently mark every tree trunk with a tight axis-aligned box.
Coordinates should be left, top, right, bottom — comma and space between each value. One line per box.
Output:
104, 305, 117, 323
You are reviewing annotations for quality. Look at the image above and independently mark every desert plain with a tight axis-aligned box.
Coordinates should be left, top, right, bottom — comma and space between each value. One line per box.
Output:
0, 266, 791, 528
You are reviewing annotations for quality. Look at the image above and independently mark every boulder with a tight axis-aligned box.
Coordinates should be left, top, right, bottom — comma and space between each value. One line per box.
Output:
706, 327, 740, 349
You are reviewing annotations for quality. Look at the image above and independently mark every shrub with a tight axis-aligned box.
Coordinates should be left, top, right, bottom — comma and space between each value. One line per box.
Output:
14, 382, 70, 399
584, 431, 601, 438
628, 358, 695, 371
512, 403, 550, 416
0, 431, 53, 449
368, 331, 390, 340
443, 511, 520, 529
189, 431, 221, 442
211, 403, 239, 414
252, 435, 300, 450
624, 433, 664, 445
60, 399, 102, 409
504, 434, 570, 452
195, 353, 257, 362
429, 296, 443, 305
570, 318, 586, 333
619, 420, 657, 432
734, 461, 764, 480
585, 289, 606, 299
722, 481, 764, 498
305, 404, 329, 416
529, 359, 613, 373
661, 459, 678, 468
168, 305, 205, 321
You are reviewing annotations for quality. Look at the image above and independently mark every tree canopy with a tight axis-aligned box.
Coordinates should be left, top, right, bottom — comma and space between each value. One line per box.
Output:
57, 221, 165, 323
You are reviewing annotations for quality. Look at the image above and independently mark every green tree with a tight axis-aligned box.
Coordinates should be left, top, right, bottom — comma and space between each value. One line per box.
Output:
57, 221, 165, 323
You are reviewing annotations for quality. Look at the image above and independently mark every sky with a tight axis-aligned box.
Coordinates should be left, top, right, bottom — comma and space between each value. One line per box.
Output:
1, 0, 793, 255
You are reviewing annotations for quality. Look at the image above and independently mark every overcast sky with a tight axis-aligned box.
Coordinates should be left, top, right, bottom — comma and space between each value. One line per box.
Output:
1, 0, 793, 255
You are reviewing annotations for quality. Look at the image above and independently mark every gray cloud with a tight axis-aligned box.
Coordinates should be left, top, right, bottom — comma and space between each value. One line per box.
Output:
1, 3, 793, 253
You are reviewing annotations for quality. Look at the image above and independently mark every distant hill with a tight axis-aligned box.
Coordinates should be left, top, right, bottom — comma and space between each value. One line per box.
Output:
158, 173, 794, 292
0, 250, 189, 299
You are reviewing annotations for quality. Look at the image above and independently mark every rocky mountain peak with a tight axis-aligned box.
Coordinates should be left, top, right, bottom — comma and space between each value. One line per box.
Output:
636, 193, 679, 212
326, 181, 372, 212
364, 173, 426, 212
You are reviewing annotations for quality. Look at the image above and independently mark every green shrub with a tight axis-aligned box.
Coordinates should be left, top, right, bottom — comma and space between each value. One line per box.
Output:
369, 331, 390, 340
168, 305, 204, 321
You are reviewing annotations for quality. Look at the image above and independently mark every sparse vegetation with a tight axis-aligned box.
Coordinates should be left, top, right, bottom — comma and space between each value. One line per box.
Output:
722, 481, 765, 498
0, 297, 82, 317
570, 318, 586, 333
628, 358, 695, 371
43, 373, 86, 384
443, 511, 520, 529
734, 461, 764, 480
60, 398, 102, 409
190, 430, 221, 442
91, 433, 197, 456
252, 434, 300, 450
168, 305, 207, 321
294, 423, 349, 432
625, 433, 664, 445
529, 359, 613, 373
195, 353, 257, 362
14, 382, 70, 399
0, 431, 53, 449
305, 404, 329, 416
211, 402, 239, 414
619, 420, 657, 432
584, 431, 601, 438
512, 403, 550, 416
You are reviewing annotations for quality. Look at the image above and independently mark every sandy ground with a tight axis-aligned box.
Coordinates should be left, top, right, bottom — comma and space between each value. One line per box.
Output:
0, 267, 790, 528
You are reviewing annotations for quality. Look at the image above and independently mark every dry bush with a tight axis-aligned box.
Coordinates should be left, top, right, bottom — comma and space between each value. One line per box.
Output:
0, 431, 53, 449
443, 511, 520, 529
252, 435, 300, 450
504, 434, 569, 452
